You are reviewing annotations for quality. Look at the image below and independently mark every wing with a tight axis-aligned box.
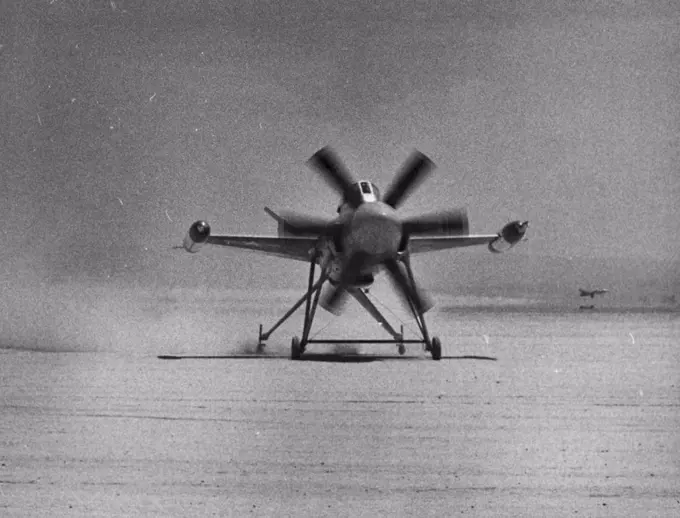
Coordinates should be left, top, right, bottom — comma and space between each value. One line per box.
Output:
206, 235, 318, 262
407, 234, 499, 255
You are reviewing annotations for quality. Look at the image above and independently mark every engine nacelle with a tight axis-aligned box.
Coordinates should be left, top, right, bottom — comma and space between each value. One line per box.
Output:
489, 220, 528, 253
183, 220, 211, 253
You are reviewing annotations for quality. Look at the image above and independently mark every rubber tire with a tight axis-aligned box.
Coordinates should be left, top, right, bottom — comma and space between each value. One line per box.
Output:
291, 336, 302, 360
430, 336, 442, 361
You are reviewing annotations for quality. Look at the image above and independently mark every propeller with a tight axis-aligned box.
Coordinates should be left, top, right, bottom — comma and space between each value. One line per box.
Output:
306, 146, 466, 316
402, 209, 469, 236
323, 254, 433, 316
307, 146, 361, 208
322, 252, 368, 314
383, 258, 433, 314
382, 151, 435, 208
275, 211, 337, 237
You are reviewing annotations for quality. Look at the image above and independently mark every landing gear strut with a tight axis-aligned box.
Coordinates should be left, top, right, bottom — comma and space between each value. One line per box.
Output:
291, 336, 302, 360
257, 254, 442, 360
430, 336, 442, 361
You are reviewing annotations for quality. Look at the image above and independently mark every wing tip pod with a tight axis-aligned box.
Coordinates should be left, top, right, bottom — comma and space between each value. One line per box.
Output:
183, 220, 211, 253
488, 220, 528, 253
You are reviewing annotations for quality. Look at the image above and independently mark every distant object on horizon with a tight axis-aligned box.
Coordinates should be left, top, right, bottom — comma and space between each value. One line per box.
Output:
579, 305, 596, 310
579, 288, 609, 298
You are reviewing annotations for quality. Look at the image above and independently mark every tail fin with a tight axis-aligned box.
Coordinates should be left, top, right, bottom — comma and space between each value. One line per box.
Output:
264, 206, 283, 223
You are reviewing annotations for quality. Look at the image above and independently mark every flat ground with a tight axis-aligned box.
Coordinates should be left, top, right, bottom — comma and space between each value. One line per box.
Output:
1, 310, 678, 517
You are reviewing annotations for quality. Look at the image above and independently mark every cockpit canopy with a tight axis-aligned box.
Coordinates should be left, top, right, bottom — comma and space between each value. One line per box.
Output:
338, 181, 380, 211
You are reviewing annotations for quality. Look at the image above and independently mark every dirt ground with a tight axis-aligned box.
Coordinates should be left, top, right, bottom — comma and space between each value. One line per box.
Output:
1, 311, 678, 517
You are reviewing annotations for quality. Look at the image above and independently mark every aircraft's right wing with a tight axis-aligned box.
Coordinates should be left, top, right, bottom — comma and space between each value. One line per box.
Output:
182, 220, 318, 262
407, 235, 499, 255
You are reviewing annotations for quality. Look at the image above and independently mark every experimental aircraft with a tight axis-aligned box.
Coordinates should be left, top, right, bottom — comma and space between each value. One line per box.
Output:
579, 288, 609, 298
182, 146, 528, 360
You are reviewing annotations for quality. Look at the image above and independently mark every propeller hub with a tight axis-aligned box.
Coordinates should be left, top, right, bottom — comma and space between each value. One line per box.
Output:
345, 203, 401, 258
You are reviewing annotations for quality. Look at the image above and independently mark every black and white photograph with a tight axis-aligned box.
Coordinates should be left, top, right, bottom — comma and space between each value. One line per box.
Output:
1, 1, 678, 516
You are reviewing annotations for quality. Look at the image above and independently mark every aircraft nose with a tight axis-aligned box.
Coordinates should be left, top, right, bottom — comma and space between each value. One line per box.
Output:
346, 203, 401, 257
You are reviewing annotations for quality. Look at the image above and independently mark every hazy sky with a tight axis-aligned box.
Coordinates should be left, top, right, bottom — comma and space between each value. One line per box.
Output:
1, 0, 678, 302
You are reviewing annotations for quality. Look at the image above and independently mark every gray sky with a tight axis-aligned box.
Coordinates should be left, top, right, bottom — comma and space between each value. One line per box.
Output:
1, 0, 678, 304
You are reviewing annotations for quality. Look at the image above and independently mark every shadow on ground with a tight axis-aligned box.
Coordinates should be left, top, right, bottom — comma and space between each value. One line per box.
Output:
157, 354, 497, 363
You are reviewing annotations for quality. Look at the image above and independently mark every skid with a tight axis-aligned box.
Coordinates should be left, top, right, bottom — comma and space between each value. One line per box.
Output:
306, 339, 425, 344
257, 254, 440, 359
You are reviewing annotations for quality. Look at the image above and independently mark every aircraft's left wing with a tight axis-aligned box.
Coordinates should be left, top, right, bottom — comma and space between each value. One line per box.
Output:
408, 221, 529, 255
407, 235, 498, 255
205, 235, 318, 262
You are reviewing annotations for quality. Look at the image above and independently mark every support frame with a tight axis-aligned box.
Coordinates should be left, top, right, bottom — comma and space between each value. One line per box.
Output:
257, 254, 437, 358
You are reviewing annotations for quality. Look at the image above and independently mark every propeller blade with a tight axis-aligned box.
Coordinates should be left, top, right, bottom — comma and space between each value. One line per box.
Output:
307, 146, 360, 208
277, 211, 335, 236
323, 253, 367, 314
383, 259, 433, 314
383, 151, 435, 208
402, 209, 469, 236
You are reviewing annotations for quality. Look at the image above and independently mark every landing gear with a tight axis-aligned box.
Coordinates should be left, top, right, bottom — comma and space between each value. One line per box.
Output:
430, 336, 442, 361
291, 336, 302, 360
257, 253, 442, 360
257, 256, 325, 360
400, 256, 442, 361
256, 325, 266, 353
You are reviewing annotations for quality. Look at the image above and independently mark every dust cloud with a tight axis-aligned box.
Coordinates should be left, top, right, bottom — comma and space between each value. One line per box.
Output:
0, 282, 297, 356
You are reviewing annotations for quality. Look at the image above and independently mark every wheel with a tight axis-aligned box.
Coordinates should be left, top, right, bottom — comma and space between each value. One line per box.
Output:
430, 336, 442, 361
291, 336, 302, 360
398, 344, 406, 355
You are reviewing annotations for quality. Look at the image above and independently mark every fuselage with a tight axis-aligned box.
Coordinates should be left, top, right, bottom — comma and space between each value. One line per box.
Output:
321, 180, 403, 286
